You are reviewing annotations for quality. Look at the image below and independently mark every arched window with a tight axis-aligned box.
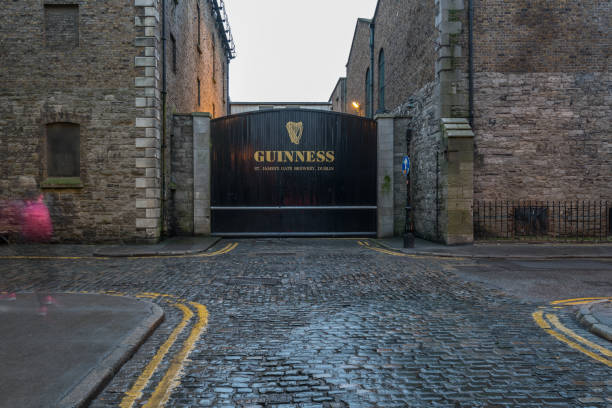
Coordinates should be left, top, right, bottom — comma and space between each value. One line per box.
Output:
378, 49, 385, 112
365, 68, 371, 118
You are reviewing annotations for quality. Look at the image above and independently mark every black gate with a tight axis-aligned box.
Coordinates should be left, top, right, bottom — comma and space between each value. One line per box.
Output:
211, 109, 377, 236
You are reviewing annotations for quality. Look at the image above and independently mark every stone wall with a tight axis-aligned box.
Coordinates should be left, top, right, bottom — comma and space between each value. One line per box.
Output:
169, 115, 194, 235
393, 82, 441, 242
472, 1, 612, 202
0, 0, 142, 242
345, 19, 371, 117
473, 72, 612, 201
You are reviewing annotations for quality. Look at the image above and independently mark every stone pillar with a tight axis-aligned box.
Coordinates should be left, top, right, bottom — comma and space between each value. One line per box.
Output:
376, 114, 394, 238
393, 117, 410, 236
193, 113, 211, 235
440, 118, 474, 244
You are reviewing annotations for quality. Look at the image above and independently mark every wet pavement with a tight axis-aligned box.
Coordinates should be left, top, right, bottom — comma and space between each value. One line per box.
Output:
0, 238, 611, 407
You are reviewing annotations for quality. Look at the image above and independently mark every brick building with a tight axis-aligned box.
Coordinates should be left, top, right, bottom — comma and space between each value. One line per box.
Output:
0, 0, 234, 242
333, 0, 611, 244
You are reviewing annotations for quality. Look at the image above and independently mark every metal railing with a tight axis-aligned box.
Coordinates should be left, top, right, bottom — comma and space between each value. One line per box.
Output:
474, 200, 611, 241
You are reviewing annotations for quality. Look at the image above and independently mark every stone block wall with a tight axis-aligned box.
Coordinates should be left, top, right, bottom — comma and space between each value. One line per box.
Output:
473, 72, 612, 202
392, 117, 409, 236
472, 0, 612, 202
0, 0, 144, 242
169, 115, 194, 235
394, 83, 441, 242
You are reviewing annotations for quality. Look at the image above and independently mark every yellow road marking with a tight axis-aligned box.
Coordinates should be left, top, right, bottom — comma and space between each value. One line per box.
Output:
357, 240, 465, 260
533, 310, 612, 368
544, 328, 612, 368
532, 311, 550, 329
546, 313, 612, 358
551, 297, 612, 305
120, 303, 193, 408
144, 302, 208, 408
0, 242, 237, 261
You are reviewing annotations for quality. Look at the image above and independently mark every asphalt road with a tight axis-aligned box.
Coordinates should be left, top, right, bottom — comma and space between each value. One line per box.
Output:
1, 238, 610, 407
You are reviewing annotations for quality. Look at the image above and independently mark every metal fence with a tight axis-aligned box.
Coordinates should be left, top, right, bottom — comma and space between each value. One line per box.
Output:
474, 201, 611, 241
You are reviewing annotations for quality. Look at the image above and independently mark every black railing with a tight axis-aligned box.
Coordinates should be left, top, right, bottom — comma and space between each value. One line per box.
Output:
474, 201, 611, 241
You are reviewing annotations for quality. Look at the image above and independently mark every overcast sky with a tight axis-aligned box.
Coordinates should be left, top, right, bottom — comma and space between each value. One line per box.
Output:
224, 0, 378, 103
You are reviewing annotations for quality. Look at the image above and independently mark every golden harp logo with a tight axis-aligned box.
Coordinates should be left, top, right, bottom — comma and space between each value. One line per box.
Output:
286, 121, 303, 145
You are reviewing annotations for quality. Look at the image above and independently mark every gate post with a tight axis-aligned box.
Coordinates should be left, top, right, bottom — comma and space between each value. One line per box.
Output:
193, 113, 211, 235
376, 114, 395, 238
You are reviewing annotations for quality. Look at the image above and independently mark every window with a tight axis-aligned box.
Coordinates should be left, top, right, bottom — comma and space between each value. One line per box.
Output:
197, 4, 201, 46
46, 123, 80, 178
365, 68, 372, 118
44, 4, 79, 49
170, 34, 177, 73
378, 49, 385, 112
197, 78, 201, 106
212, 36, 216, 83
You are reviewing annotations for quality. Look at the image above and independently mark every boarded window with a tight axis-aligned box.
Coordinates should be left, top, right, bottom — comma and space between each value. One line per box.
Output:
46, 123, 80, 177
44, 5, 79, 49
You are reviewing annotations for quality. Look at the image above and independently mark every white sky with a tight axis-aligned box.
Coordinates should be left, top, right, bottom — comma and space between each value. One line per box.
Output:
224, 0, 378, 103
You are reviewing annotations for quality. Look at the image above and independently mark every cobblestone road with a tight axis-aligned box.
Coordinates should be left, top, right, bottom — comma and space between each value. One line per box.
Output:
1, 239, 610, 407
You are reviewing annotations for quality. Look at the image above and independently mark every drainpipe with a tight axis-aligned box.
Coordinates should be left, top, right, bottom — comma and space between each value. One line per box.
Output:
160, 0, 167, 236
468, 0, 474, 128
369, 22, 375, 119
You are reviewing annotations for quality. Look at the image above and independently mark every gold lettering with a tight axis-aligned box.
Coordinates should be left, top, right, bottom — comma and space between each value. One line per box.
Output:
283, 151, 294, 162
254, 151, 264, 162
316, 151, 326, 162
295, 151, 305, 162
326, 151, 335, 162
265, 151, 276, 162
306, 151, 315, 162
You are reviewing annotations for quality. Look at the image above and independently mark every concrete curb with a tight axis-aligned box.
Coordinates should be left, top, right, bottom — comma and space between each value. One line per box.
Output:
93, 237, 221, 257
373, 240, 612, 260
575, 300, 612, 342
56, 299, 165, 408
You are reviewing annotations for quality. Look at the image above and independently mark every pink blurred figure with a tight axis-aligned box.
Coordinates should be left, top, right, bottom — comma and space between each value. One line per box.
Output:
21, 195, 53, 243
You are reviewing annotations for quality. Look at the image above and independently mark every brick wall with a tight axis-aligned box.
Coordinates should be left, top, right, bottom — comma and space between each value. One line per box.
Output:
372, 0, 436, 114
165, 0, 229, 118
329, 78, 346, 113
345, 19, 371, 117
472, 1, 612, 202
0, 0, 231, 242
0, 0, 142, 242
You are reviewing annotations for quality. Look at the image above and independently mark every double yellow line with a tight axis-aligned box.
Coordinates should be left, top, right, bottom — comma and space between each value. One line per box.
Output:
120, 293, 209, 408
357, 240, 464, 260
533, 297, 612, 368
0, 242, 238, 261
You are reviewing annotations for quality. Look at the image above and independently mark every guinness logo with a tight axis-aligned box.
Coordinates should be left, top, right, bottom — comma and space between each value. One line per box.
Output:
286, 121, 303, 145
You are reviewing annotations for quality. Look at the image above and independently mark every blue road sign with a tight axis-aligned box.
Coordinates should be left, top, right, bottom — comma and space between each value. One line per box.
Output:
402, 156, 410, 176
